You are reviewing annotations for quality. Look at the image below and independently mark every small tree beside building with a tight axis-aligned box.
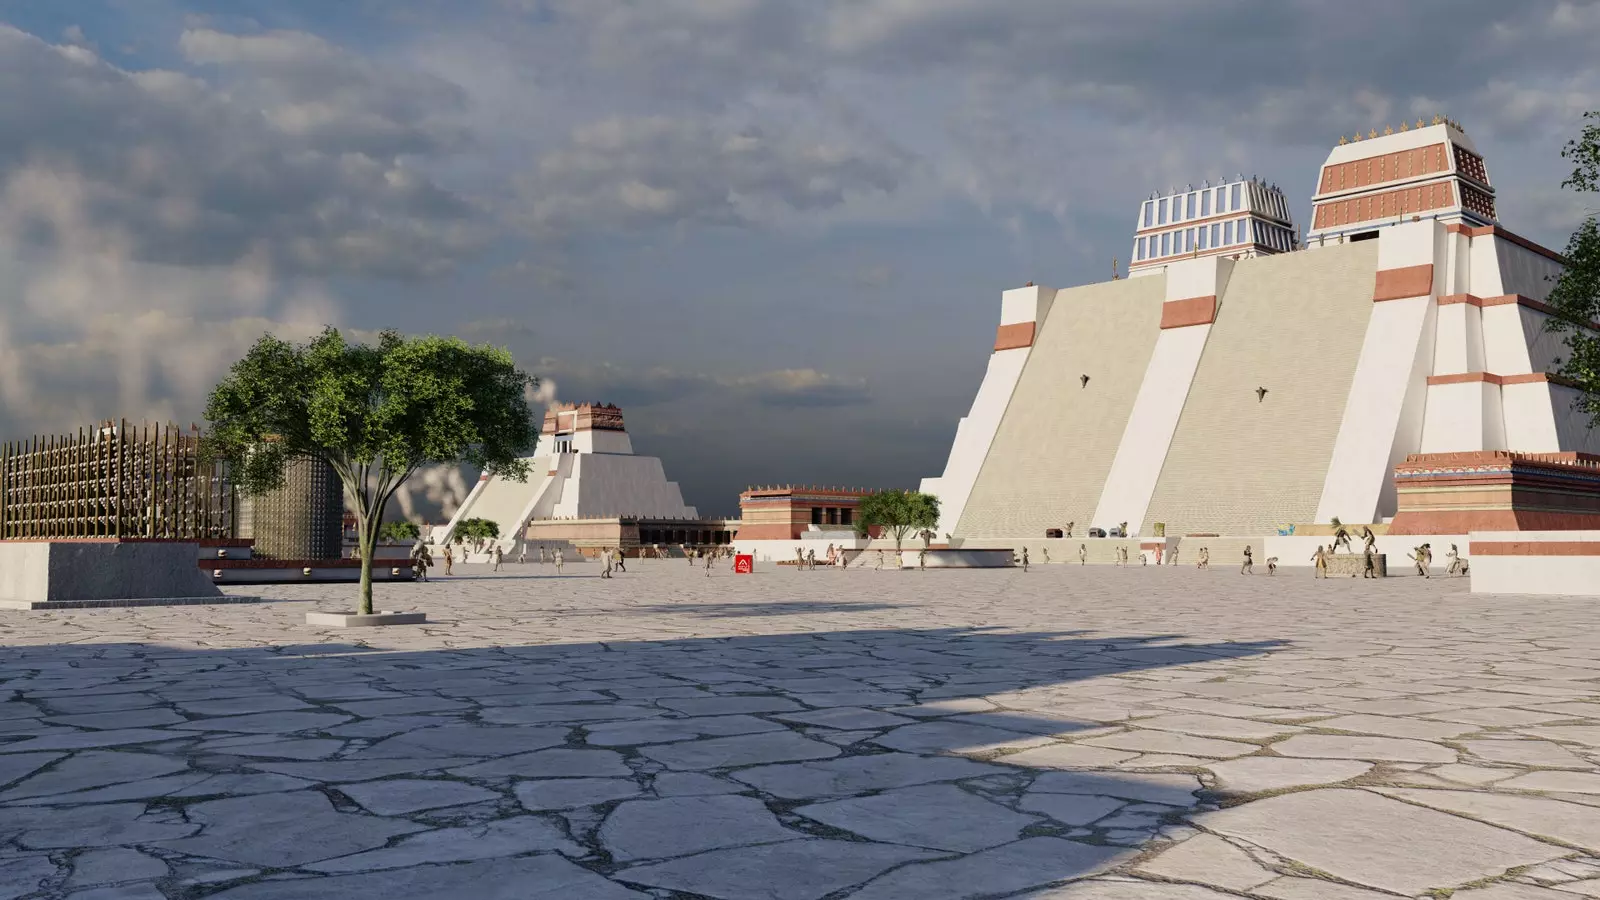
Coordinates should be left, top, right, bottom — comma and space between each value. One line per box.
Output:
1546, 110, 1600, 424
204, 327, 537, 615
855, 489, 940, 553
453, 518, 501, 551
379, 520, 421, 544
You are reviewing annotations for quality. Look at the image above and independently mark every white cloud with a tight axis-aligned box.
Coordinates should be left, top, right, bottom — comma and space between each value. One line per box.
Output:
0, 24, 482, 279
517, 115, 906, 230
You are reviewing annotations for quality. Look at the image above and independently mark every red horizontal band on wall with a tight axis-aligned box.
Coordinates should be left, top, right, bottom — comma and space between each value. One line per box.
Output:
1446, 223, 1567, 264
1437, 293, 1600, 331
994, 322, 1037, 351
1470, 541, 1600, 556
1372, 264, 1434, 301
1159, 295, 1217, 329
1426, 372, 1581, 388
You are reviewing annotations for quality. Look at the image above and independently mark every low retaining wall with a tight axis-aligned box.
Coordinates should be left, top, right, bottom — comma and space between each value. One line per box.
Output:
0, 540, 221, 604
206, 559, 417, 585
897, 548, 1015, 569
1469, 531, 1600, 596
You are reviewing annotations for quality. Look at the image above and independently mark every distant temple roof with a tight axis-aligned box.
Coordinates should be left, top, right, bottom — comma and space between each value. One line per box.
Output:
1307, 117, 1493, 242
1129, 175, 1297, 273
541, 402, 626, 434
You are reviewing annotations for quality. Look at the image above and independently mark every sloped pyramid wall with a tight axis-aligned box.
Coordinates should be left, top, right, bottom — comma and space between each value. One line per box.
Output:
957, 275, 1166, 537
1142, 242, 1378, 535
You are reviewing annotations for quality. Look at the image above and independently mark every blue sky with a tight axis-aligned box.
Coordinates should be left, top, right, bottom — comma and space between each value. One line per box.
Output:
1, 1, 1596, 516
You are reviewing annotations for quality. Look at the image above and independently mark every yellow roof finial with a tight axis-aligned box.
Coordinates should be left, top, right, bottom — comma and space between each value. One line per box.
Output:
1416, 117, 1426, 129
1338, 135, 1349, 145
1368, 128, 1378, 139
1432, 114, 1444, 126
1383, 124, 1394, 136
1399, 120, 1409, 132
1352, 131, 1363, 141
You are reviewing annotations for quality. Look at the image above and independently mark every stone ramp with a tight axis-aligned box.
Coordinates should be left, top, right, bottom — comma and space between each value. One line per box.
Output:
957, 275, 1166, 538
1142, 243, 1378, 536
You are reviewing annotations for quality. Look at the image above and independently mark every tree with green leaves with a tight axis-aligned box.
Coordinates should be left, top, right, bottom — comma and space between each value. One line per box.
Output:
854, 489, 940, 554
205, 328, 537, 614
1546, 110, 1600, 425
379, 520, 421, 544
453, 518, 501, 550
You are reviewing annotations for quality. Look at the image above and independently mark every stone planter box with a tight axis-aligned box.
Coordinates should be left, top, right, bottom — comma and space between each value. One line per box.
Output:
305, 610, 427, 628
1324, 554, 1387, 577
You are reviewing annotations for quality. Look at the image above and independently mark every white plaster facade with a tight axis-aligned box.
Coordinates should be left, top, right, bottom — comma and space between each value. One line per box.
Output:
919, 284, 1055, 538
926, 126, 1588, 542
1469, 531, 1600, 596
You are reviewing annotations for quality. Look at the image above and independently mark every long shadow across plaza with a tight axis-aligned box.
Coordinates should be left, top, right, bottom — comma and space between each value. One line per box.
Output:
0, 625, 1291, 898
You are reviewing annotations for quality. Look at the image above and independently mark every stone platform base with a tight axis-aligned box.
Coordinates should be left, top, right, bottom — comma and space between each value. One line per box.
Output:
1324, 554, 1387, 577
306, 610, 428, 627
1470, 531, 1600, 596
0, 540, 221, 605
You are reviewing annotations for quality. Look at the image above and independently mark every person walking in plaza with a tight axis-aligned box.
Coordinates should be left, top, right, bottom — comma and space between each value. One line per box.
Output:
517, 543, 526, 565
918, 546, 927, 570
1312, 544, 1329, 578
443, 544, 454, 576
492, 545, 504, 572
553, 547, 564, 575
1197, 547, 1209, 569
1169, 546, 1179, 565
1021, 547, 1030, 572
1408, 544, 1431, 578
1079, 544, 1087, 565
1041, 547, 1050, 565
539, 545, 548, 565
1446, 544, 1463, 576
876, 549, 885, 570
615, 547, 627, 573
601, 549, 613, 579
1266, 556, 1277, 576
411, 542, 432, 582
1362, 543, 1377, 578
806, 548, 816, 570
1240, 545, 1254, 575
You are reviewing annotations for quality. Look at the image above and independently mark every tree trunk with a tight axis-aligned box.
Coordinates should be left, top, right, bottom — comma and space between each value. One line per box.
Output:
357, 514, 377, 616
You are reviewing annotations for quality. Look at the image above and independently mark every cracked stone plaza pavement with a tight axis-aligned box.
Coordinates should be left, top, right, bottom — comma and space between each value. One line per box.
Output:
3, 562, 1600, 899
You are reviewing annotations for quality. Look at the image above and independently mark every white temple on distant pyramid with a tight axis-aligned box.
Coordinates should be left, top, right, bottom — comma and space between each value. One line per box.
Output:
434, 403, 735, 558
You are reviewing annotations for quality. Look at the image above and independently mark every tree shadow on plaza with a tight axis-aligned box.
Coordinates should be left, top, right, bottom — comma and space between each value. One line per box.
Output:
628, 600, 910, 617
0, 626, 1292, 896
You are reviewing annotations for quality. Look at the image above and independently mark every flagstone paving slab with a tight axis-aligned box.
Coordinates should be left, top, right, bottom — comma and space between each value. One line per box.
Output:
615, 839, 940, 900
0, 562, 1595, 897
797, 783, 1041, 851
1195, 788, 1567, 895
600, 794, 800, 861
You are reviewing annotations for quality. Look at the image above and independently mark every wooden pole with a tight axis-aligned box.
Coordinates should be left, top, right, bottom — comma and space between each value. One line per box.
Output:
1, 440, 8, 539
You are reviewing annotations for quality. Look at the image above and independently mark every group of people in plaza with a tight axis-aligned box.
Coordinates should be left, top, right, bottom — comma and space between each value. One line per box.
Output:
404, 525, 1472, 582
410, 539, 752, 580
